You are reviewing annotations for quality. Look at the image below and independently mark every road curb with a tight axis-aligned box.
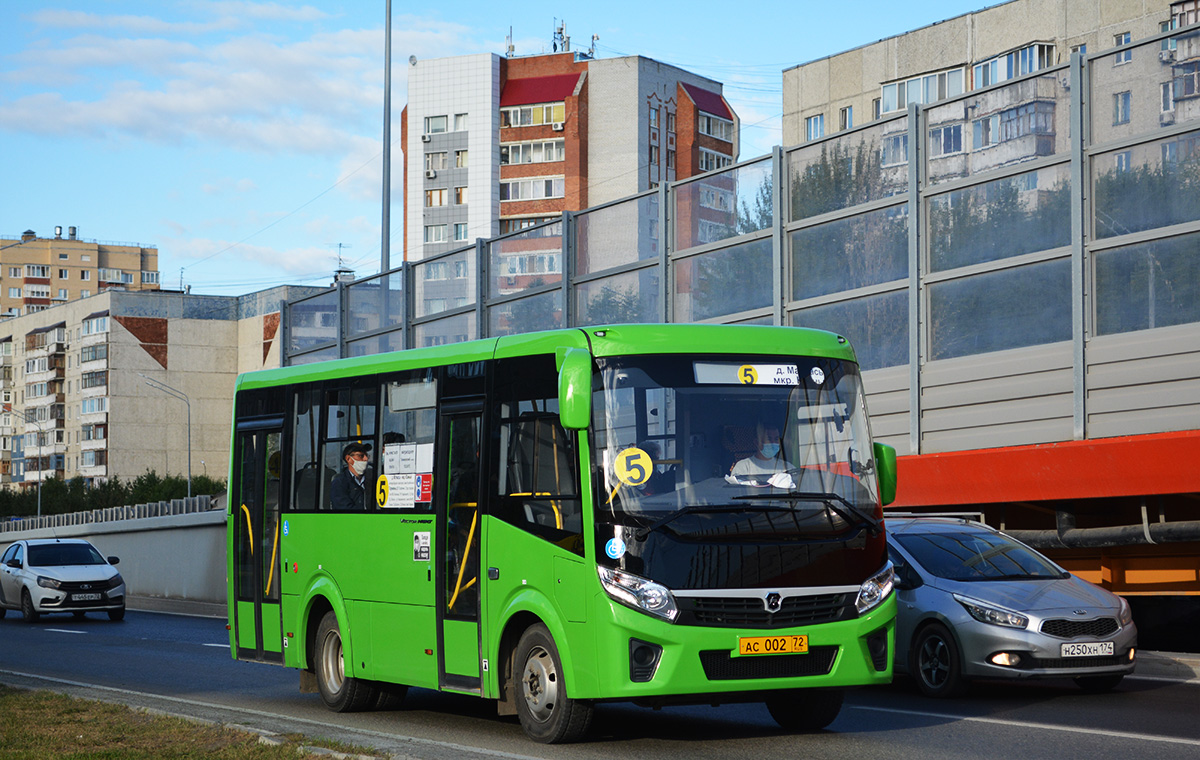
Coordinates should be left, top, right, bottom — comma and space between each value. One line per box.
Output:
1134, 650, 1200, 682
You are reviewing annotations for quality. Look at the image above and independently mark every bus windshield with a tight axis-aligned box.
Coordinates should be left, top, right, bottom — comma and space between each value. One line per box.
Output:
592, 354, 880, 538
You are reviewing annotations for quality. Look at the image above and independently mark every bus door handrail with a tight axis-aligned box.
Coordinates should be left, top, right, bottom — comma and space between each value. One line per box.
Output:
447, 502, 478, 612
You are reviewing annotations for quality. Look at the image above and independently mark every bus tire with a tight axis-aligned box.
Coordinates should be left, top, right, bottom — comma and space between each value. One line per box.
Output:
765, 689, 844, 732
314, 611, 374, 712
514, 623, 593, 743
911, 623, 966, 698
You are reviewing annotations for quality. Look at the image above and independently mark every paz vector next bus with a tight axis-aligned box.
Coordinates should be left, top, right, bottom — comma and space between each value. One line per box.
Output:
227, 324, 898, 743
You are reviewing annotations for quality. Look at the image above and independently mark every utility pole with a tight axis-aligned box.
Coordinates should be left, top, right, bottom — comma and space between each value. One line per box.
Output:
381, 0, 392, 274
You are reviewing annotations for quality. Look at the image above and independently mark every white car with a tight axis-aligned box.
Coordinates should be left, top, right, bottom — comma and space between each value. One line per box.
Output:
0, 538, 126, 622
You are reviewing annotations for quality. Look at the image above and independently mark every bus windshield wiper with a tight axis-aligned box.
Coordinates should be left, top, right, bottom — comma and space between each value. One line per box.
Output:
632, 505, 760, 541
732, 491, 882, 536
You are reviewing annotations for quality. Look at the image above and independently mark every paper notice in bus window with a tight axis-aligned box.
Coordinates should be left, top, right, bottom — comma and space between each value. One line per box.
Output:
383, 444, 403, 474
415, 473, 432, 502
415, 443, 434, 472
398, 444, 417, 473
393, 474, 417, 508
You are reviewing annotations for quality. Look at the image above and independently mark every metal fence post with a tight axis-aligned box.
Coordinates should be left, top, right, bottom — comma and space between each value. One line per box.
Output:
907, 102, 925, 456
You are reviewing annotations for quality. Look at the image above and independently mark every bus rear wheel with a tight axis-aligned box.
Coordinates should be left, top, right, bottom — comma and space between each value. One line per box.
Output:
314, 611, 374, 712
514, 624, 593, 743
765, 689, 844, 732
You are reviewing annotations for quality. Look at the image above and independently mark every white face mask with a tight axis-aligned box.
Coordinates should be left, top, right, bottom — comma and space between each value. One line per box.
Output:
351, 458, 368, 476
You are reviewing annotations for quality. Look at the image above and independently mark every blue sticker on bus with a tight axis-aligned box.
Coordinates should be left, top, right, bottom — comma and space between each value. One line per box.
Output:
605, 538, 626, 559
283, 520, 290, 537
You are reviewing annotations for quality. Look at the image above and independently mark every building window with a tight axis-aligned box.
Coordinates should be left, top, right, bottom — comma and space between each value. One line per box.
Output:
1163, 82, 1175, 112
650, 145, 660, 165
7, 267, 18, 278
882, 68, 966, 113
1114, 32, 1132, 64
454, 113, 468, 131
81, 397, 108, 415
501, 103, 565, 127
82, 315, 108, 335
805, 114, 825, 141
25, 265, 49, 278
81, 370, 107, 389
839, 106, 853, 131
424, 152, 447, 171
57, 289, 68, 299
454, 186, 467, 205
81, 344, 107, 363
454, 223, 469, 241
499, 217, 559, 235
973, 114, 1001, 148
872, 98, 881, 120
25, 285, 50, 299
649, 106, 658, 127
424, 225, 447, 243
81, 270, 91, 281
698, 148, 732, 172
7, 288, 19, 299
81, 289, 90, 298
424, 115, 448, 134
1114, 151, 1132, 172
455, 150, 468, 168
142, 271, 159, 284
499, 177, 565, 201
697, 112, 734, 142
58, 269, 68, 279
500, 140, 565, 165
425, 188, 447, 207
667, 149, 676, 169
881, 133, 909, 166
929, 124, 963, 156
1174, 62, 1200, 100
1113, 90, 1131, 125
667, 112, 676, 132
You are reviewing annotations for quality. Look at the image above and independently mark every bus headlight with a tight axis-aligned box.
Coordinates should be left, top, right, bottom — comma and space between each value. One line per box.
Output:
855, 561, 894, 615
598, 566, 678, 622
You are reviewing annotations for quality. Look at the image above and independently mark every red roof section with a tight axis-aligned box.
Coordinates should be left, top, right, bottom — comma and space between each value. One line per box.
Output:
500, 74, 581, 107
681, 83, 732, 120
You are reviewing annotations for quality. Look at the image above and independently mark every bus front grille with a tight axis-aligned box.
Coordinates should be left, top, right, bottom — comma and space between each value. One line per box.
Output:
678, 593, 852, 628
698, 646, 838, 680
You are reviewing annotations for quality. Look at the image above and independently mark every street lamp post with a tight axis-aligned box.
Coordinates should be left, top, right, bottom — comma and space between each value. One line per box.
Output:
139, 374, 191, 498
4, 403, 45, 517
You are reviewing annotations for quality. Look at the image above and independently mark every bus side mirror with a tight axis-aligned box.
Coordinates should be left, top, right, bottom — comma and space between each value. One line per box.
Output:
873, 442, 897, 506
558, 348, 592, 430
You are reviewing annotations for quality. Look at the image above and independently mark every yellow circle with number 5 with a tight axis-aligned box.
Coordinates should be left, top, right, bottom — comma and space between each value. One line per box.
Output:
738, 365, 758, 384
614, 447, 652, 486
376, 475, 389, 508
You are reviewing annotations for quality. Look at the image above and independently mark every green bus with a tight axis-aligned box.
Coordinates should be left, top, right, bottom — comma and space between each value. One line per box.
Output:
227, 324, 898, 743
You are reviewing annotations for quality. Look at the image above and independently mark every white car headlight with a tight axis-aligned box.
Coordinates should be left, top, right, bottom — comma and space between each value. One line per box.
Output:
855, 561, 895, 614
597, 566, 678, 622
37, 575, 62, 589
954, 594, 1028, 629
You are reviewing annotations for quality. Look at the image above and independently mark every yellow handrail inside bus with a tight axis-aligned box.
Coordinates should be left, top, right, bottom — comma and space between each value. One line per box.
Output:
264, 518, 279, 596
447, 505, 478, 612
240, 504, 254, 556
509, 492, 563, 528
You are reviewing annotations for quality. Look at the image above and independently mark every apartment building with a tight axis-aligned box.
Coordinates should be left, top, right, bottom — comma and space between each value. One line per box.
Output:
0, 227, 161, 317
0, 286, 319, 488
782, 0, 1193, 146
401, 48, 739, 263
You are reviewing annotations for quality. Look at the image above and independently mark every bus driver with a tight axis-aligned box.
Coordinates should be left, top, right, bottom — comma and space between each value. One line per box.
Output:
727, 422, 795, 489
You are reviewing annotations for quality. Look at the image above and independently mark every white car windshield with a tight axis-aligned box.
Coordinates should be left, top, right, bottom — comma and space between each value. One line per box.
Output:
27, 544, 106, 567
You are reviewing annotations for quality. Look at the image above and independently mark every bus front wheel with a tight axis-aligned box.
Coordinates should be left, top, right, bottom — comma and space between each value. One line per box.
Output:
513, 623, 593, 743
765, 688, 844, 732
314, 611, 374, 712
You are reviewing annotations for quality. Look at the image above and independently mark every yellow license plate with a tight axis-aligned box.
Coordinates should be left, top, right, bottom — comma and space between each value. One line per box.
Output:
737, 634, 808, 656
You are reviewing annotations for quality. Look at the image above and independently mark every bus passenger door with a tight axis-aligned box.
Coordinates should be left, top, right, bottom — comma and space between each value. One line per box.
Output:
438, 405, 483, 692
232, 423, 284, 663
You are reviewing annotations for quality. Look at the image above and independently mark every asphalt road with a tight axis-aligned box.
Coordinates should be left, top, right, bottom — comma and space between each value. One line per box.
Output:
2, 610, 1199, 760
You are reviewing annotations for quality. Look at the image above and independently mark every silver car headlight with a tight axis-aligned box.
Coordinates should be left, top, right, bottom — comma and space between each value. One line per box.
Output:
597, 566, 678, 622
37, 575, 62, 590
1117, 595, 1133, 627
855, 561, 894, 614
954, 594, 1028, 629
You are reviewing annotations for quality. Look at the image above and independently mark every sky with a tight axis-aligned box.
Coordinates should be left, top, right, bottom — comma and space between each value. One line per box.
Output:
0, 1, 992, 295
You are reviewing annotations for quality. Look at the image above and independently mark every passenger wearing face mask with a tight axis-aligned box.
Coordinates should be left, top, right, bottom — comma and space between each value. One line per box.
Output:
728, 422, 795, 488
330, 441, 373, 510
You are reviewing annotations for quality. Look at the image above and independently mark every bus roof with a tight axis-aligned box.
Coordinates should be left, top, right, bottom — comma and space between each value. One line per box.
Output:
238, 324, 856, 392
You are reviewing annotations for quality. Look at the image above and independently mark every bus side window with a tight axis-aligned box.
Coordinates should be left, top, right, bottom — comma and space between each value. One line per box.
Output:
492, 356, 583, 555
292, 387, 321, 511
320, 384, 378, 511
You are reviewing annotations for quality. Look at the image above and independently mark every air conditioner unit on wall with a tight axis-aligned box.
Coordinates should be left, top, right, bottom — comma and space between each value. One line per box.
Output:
1161, 111, 1176, 126
421, 134, 432, 142
425, 170, 437, 179
1160, 48, 1176, 63
551, 122, 564, 131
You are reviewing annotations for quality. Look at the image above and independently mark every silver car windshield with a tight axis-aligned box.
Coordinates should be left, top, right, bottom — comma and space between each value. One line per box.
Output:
591, 354, 880, 531
895, 529, 1066, 581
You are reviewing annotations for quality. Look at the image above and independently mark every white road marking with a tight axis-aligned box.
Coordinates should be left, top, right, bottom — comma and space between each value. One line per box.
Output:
850, 704, 1200, 746
202, 643, 229, 648
44, 629, 86, 635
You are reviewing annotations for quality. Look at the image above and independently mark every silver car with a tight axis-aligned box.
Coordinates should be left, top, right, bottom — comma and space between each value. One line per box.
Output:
886, 517, 1136, 697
